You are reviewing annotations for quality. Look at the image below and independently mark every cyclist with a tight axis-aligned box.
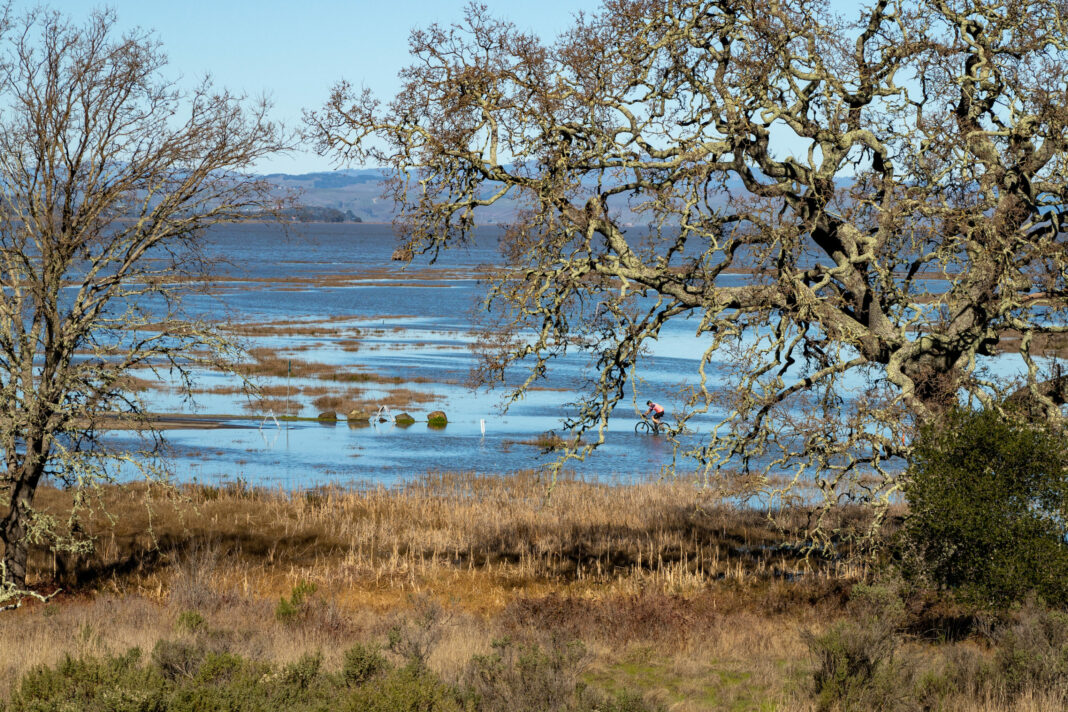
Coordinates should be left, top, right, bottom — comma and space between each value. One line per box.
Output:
644, 400, 666, 429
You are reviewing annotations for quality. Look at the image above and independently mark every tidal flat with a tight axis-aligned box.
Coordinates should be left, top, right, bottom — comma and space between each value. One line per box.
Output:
90, 222, 732, 487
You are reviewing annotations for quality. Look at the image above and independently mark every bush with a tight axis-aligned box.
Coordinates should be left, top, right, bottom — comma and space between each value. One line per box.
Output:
280, 652, 323, 690
463, 636, 587, 712
5, 638, 669, 712
11, 649, 167, 712
343, 643, 391, 685
903, 406, 1068, 607
993, 600, 1068, 698
803, 583, 912, 712
152, 639, 207, 681
275, 580, 318, 623
342, 664, 464, 712
386, 594, 449, 668
175, 610, 206, 634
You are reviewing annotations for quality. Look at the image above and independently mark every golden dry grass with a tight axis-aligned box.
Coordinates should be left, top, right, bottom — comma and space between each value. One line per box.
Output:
0, 475, 1057, 711
0, 474, 836, 707
27, 473, 865, 608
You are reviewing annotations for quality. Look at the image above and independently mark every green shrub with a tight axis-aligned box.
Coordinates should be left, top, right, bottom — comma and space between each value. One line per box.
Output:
343, 642, 391, 685
195, 651, 251, 685
342, 663, 464, 712
275, 580, 318, 623
152, 639, 206, 681
805, 621, 909, 711
175, 610, 205, 634
280, 652, 323, 690
903, 406, 1068, 607
11, 649, 167, 712
803, 582, 913, 712
464, 636, 587, 712
4, 639, 671, 712
165, 653, 274, 711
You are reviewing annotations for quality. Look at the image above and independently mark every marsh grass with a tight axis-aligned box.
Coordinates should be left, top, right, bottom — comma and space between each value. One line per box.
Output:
222, 346, 444, 415
237, 348, 437, 386
241, 397, 304, 415
511, 431, 583, 451
1, 475, 1063, 710
22, 473, 868, 610
0, 474, 835, 707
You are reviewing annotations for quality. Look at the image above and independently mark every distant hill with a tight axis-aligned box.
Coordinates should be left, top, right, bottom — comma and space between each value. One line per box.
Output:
263, 169, 395, 223
261, 168, 744, 225
264, 167, 552, 223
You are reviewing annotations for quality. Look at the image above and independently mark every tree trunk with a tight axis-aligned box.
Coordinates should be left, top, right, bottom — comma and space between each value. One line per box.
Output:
0, 465, 43, 590
901, 357, 963, 417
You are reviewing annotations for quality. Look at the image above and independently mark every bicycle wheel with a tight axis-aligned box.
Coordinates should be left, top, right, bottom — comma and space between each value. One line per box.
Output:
634, 420, 652, 434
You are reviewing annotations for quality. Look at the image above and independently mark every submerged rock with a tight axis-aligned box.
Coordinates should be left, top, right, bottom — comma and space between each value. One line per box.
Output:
348, 408, 372, 422
394, 412, 416, 426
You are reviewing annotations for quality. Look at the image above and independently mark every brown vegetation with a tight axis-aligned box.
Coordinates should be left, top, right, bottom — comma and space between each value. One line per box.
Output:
29, 472, 860, 603
0, 475, 1062, 709
0, 474, 848, 708
237, 348, 437, 387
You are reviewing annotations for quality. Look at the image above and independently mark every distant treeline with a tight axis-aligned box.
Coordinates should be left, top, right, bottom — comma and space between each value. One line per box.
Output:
279, 205, 362, 223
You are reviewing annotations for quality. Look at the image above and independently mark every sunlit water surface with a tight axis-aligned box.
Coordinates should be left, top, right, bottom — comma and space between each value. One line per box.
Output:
88, 223, 877, 488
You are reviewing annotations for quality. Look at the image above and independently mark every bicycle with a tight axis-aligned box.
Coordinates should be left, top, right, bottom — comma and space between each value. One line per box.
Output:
634, 416, 663, 435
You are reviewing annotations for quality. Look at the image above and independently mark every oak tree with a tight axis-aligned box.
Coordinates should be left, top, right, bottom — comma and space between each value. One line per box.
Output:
308, 0, 1068, 536
0, 9, 286, 597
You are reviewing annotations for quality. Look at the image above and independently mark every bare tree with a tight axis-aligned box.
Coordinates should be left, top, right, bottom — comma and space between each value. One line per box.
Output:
0, 8, 286, 596
307, 0, 1068, 536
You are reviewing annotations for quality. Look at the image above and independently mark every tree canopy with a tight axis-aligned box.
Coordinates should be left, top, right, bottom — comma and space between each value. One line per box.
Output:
308, 0, 1068, 532
904, 407, 1068, 606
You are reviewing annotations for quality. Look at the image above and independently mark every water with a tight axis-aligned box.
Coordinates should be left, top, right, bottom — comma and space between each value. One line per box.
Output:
98, 223, 726, 487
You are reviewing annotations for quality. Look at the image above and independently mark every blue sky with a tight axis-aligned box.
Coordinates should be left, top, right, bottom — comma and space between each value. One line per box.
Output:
42, 1, 605, 174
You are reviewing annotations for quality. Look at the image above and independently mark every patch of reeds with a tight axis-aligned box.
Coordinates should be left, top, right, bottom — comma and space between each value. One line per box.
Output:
2, 476, 1065, 710
24, 473, 873, 610
222, 314, 361, 338
241, 397, 303, 415
237, 348, 437, 388
511, 431, 584, 451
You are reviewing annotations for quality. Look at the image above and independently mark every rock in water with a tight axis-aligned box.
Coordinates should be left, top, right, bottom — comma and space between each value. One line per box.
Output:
317, 411, 338, 421
395, 412, 416, 426
427, 410, 448, 428
348, 408, 372, 422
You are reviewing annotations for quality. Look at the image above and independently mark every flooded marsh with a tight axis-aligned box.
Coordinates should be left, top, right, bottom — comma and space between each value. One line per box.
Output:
93, 223, 719, 488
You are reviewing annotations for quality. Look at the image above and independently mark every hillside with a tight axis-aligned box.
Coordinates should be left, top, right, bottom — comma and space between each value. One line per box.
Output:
262, 168, 710, 225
